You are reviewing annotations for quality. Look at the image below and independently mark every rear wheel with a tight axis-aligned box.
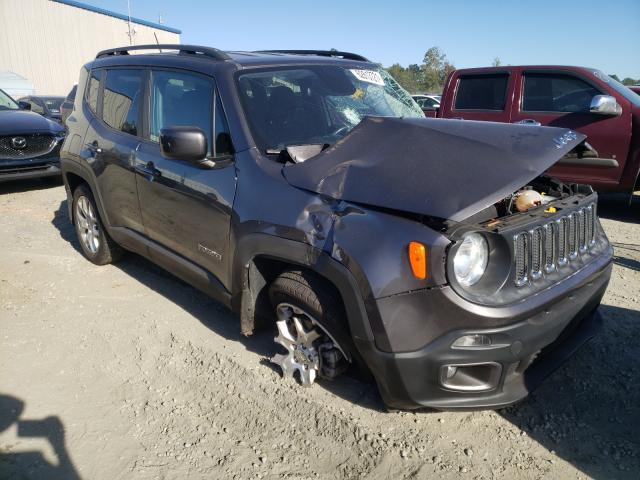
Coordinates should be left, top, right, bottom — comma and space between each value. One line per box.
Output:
268, 270, 349, 386
72, 184, 122, 265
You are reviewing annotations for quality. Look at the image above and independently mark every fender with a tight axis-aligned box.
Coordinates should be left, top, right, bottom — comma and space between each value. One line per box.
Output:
60, 158, 112, 229
232, 233, 375, 351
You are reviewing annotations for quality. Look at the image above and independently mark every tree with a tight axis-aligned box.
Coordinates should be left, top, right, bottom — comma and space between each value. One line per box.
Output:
621, 77, 637, 86
609, 74, 621, 82
385, 46, 455, 93
492, 57, 502, 67
421, 46, 454, 92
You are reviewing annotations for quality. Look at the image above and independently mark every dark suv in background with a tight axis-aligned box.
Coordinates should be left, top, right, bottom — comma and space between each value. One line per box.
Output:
0, 88, 65, 182
17, 95, 65, 123
60, 45, 612, 410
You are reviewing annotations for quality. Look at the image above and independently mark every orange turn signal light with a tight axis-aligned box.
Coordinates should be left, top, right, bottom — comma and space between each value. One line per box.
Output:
408, 241, 427, 279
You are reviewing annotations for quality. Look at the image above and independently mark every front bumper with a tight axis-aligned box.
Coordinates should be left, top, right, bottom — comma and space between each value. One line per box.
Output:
0, 156, 61, 183
356, 250, 612, 410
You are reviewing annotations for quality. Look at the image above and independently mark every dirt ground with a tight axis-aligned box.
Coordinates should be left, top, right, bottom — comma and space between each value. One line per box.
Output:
0, 180, 638, 480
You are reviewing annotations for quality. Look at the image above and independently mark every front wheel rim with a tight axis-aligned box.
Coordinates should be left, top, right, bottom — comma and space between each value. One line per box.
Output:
271, 302, 344, 386
75, 195, 100, 254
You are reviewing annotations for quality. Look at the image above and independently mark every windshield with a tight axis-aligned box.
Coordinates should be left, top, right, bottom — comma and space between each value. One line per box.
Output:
42, 97, 64, 112
593, 70, 640, 107
0, 89, 19, 111
237, 65, 423, 151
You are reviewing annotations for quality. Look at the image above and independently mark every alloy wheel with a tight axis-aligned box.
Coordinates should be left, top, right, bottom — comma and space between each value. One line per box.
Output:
75, 195, 100, 254
271, 302, 344, 386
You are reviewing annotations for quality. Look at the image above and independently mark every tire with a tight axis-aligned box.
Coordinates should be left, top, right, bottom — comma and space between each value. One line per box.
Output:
72, 184, 123, 265
268, 270, 351, 382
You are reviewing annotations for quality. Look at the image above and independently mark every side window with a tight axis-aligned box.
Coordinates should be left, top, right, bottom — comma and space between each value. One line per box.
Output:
85, 70, 100, 114
214, 94, 233, 157
30, 99, 45, 114
149, 70, 214, 155
522, 73, 601, 113
455, 74, 509, 111
102, 69, 143, 136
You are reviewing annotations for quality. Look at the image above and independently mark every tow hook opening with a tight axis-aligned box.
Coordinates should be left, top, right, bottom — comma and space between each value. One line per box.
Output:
440, 362, 502, 392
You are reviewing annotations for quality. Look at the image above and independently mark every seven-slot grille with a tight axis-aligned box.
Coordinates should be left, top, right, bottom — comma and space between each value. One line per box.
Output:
513, 203, 597, 287
0, 134, 56, 160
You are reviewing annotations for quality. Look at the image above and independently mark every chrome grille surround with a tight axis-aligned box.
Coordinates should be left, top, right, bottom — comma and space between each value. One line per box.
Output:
513, 203, 598, 287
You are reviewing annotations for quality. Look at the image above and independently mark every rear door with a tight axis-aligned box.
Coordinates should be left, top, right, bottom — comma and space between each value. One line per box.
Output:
135, 68, 236, 289
511, 70, 632, 187
443, 71, 514, 122
81, 67, 144, 232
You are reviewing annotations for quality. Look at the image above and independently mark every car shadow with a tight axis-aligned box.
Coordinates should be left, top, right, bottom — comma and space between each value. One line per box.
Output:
0, 394, 81, 480
51, 199, 639, 478
0, 177, 62, 195
51, 199, 383, 411
597, 192, 640, 225
498, 303, 640, 479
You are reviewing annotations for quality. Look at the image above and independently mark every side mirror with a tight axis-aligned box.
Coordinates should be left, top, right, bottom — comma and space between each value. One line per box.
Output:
590, 95, 621, 116
159, 126, 208, 164
18, 101, 31, 110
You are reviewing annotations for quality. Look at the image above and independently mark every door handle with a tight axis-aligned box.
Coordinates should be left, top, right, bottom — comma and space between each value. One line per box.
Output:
515, 119, 541, 126
135, 161, 161, 179
85, 143, 102, 155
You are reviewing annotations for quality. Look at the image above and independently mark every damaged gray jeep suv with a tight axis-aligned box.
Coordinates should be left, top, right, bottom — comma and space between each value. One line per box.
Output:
60, 45, 613, 410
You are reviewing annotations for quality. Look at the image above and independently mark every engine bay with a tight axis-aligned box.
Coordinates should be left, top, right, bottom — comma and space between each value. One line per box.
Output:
464, 176, 596, 227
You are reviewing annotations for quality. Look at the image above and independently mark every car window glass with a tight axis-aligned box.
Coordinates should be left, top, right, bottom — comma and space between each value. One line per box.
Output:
68, 84, 77, 101
86, 71, 100, 114
214, 94, 233, 157
150, 70, 213, 156
455, 74, 509, 110
523, 73, 601, 113
103, 69, 142, 136
43, 97, 63, 112
30, 99, 44, 114
238, 66, 422, 151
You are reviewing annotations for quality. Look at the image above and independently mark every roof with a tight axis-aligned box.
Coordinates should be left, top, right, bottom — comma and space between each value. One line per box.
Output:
51, 0, 181, 34
91, 46, 374, 71
454, 65, 597, 73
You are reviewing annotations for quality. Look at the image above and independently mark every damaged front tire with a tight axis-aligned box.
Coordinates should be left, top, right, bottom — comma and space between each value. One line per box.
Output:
269, 271, 349, 386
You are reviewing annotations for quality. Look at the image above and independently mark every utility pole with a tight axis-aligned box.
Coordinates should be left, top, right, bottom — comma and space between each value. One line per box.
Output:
127, 0, 134, 45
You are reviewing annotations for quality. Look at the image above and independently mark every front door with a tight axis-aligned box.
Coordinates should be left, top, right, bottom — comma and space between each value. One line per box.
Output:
135, 69, 236, 288
511, 70, 632, 188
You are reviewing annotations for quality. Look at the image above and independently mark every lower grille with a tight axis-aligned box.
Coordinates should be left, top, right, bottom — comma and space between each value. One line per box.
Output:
513, 202, 598, 286
0, 134, 56, 159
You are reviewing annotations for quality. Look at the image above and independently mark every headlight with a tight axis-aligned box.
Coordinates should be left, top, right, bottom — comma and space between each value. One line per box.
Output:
453, 233, 488, 287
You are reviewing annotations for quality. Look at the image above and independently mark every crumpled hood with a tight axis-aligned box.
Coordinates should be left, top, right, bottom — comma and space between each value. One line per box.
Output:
0, 109, 64, 136
283, 117, 586, 222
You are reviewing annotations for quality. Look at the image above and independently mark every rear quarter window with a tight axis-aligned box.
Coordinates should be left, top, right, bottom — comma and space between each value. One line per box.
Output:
454, 74, 509, 110
85, 70, 100, 114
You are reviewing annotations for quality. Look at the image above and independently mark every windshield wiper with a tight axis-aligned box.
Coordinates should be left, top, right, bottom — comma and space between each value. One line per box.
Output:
265, 143, 328, 163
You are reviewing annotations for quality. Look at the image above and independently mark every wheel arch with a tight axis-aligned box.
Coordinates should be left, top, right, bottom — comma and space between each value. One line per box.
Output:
232, 234, 375, 355
61, 161, 111, 228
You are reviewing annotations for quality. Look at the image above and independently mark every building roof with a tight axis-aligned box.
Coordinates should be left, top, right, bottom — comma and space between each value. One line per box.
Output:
51, 0, 181, 34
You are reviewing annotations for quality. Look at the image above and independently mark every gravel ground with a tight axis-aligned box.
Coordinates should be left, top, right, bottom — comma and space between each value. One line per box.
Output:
0, 180, 638, 480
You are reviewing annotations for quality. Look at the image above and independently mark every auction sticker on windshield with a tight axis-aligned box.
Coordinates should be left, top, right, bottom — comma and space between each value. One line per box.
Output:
350, 69, 385, 86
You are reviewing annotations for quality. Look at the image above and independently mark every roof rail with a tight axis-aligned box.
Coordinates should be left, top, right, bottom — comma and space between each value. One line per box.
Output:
256, 50, 370, 62
96, 44, 230, 61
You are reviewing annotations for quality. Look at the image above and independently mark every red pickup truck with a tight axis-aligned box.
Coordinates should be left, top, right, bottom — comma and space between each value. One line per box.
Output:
432, 66, 640, 194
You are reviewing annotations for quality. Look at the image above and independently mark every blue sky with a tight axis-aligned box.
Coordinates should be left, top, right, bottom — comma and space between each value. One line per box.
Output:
86, 0, 639, 79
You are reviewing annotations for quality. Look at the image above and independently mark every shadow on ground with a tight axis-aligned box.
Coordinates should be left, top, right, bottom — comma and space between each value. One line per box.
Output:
51, 199, 382, 412
0, 177, 62, 196
51, 199, 639, 479
597, 192, 640, 225
498, 304, 640, 479
0, 394, 80, 480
